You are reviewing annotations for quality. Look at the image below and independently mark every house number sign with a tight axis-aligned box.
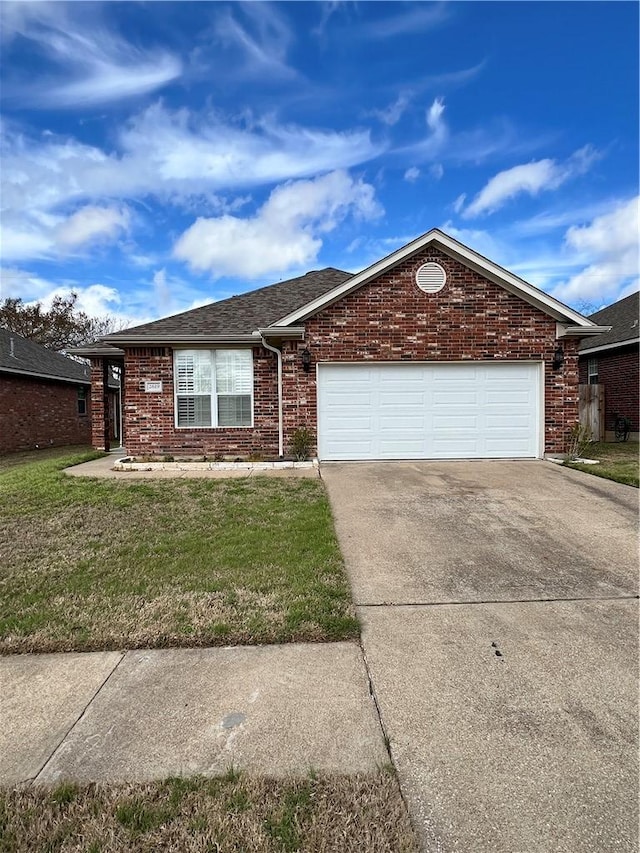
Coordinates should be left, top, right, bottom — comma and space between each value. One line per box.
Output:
144, 381, 163, 393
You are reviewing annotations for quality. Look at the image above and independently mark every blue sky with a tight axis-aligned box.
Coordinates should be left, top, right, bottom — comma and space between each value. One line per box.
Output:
1, 1, 638, 328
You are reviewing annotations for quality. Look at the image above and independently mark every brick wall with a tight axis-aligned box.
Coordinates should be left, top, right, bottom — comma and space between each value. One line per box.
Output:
119, 346, 279, 457
0, 374, 90, 454
282, 247, 579, 455
102, 246, 582, 458
579, 345, 639, 431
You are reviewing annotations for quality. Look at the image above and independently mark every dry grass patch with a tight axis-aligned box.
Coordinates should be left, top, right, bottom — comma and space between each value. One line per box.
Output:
0, 771, 418, 853
0, 451, 358, 653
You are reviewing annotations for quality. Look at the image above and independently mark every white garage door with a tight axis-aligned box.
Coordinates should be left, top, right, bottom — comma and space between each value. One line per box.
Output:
317, 362, 542, 460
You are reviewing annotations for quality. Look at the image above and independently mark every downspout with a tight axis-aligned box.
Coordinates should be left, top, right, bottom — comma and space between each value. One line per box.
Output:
260, 336, 284, 458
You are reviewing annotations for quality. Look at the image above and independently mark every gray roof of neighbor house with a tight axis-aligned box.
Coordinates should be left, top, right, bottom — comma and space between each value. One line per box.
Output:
579, 291, 639, 351
104, 268, 352, 340
0, 327, 90, 385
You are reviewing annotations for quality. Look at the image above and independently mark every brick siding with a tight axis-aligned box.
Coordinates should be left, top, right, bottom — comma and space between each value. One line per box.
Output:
108, 346, 279, 457
92, 246, 581, 457
579, 345, 639, 431
282, 247, 579, 455
0, 374, 90, 454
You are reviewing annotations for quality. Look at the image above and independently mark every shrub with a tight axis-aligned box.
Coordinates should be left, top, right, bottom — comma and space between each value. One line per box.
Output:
567, 422, 592, 460
289, 426, 315, 461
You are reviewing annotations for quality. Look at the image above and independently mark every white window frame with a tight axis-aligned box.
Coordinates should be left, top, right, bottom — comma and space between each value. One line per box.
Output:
587, 357, 599, 385
174, 349, 254, 429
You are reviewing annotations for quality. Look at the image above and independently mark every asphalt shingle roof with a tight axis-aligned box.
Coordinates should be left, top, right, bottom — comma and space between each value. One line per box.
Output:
0, 328, 90, 384
579, 291, 639, 350
105, 268, 353, 339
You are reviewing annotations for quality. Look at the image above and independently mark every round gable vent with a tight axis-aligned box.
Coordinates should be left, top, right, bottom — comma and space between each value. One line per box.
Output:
416, 262, 446, 293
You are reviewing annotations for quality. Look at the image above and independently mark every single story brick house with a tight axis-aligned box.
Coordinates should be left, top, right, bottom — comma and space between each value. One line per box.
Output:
0, 328, 92, 454
578, 291, 639, 440
76, 229, 609, 460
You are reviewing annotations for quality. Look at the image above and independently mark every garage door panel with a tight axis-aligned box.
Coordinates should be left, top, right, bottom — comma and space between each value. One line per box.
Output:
317, 363, 541, 460
432, 415, 478, 429
380, 417, 426, 431
486, 389, 533, 405
485, 414, 531, 429
433, 390, 478, 406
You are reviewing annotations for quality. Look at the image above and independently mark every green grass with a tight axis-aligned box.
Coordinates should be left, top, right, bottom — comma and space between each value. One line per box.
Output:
564, 440, 639, 487
0, 771, 418, 853
0, 449, 358, 653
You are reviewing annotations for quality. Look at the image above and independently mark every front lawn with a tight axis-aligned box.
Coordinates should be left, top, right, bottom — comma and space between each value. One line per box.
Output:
0, 449, 358, 654
0, 771, 418, 853
564, 440, 639, 487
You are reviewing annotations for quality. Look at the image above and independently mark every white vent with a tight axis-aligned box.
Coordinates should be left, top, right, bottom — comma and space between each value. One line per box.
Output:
416, 262, 446, 293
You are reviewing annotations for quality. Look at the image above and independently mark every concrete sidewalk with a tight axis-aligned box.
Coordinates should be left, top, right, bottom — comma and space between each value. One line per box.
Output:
1, 643, 387, 786
64, 453, 319, 479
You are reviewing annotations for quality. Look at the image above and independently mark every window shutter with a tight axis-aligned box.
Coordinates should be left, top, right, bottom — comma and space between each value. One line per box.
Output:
175, 351, 212, 395
215, 350, 252, 394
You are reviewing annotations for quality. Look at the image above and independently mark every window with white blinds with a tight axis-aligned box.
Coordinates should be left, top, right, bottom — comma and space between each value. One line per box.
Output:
174, 349, 253, 427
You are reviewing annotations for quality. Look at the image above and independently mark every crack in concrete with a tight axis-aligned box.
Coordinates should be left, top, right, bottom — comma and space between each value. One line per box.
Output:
357, 635, 431, 849
32, 652, 126, 786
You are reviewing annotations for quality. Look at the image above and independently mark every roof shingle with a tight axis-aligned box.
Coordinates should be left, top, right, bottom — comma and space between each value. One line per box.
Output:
579, 291, 639, 350
105, 268, 352, 339
0, 328, 90, 384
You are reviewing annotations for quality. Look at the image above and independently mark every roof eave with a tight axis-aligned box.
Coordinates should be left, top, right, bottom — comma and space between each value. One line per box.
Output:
579, 336, 640, 356
557, 325, 612, 338
272, 228, 597, 328
68, 345, 125, 358
102, 334, 259, 346
0, 366, 90, 385
258, 326, 305, 340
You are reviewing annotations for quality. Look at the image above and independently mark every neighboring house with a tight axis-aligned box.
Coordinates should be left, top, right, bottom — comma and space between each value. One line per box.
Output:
0, 328, 92, 454
578, 291, 639, 439
75, 229, 608, 460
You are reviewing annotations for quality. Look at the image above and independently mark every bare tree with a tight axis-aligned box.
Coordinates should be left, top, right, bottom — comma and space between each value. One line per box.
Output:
0, 292, 126, 353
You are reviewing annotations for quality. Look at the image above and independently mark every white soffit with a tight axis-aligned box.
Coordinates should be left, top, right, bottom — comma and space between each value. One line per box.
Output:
273, 229, 597, 328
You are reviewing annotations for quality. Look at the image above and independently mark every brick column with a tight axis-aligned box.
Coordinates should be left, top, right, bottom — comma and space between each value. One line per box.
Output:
90, 358, 107, 450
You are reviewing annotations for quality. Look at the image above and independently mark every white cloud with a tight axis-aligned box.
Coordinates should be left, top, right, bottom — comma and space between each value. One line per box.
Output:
430, 163, 444, 180
213, 3, 297, 80
0, 266, 160, 327
452, 193, 466, 214
416, 61, 486, 92
0, 267, 136, 324
370, 93, 411, 126
399, 97, 520, 166
39, 284, 123, 318
173, 170, 383, 279
55, 206, 130, 249
0, 204, 129, 261
0, 266, 58, 301
463, 145, 601, 218
0, 103, 381, 263
312, 1, 342, 37
553, 196, 640, 305
0, 1, 181, 107
363, 3, 450, 38
404, 167, 420, 183
425, 98, 448, 150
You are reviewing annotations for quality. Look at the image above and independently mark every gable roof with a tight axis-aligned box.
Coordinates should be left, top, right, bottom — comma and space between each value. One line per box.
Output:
99, 229, 608, 347
0, 328, 90, 385
275, 228, 600, 330
104, 268, 351, 344
579, 291, 639, 354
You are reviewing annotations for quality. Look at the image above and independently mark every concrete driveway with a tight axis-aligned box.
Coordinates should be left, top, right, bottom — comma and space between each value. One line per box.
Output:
322, 460, 639, 852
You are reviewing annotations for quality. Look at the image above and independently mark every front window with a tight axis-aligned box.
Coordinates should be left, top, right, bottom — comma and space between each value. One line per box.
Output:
77, 386, 87, 415
174, 349, 253, 428
587, 358, 599, 384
